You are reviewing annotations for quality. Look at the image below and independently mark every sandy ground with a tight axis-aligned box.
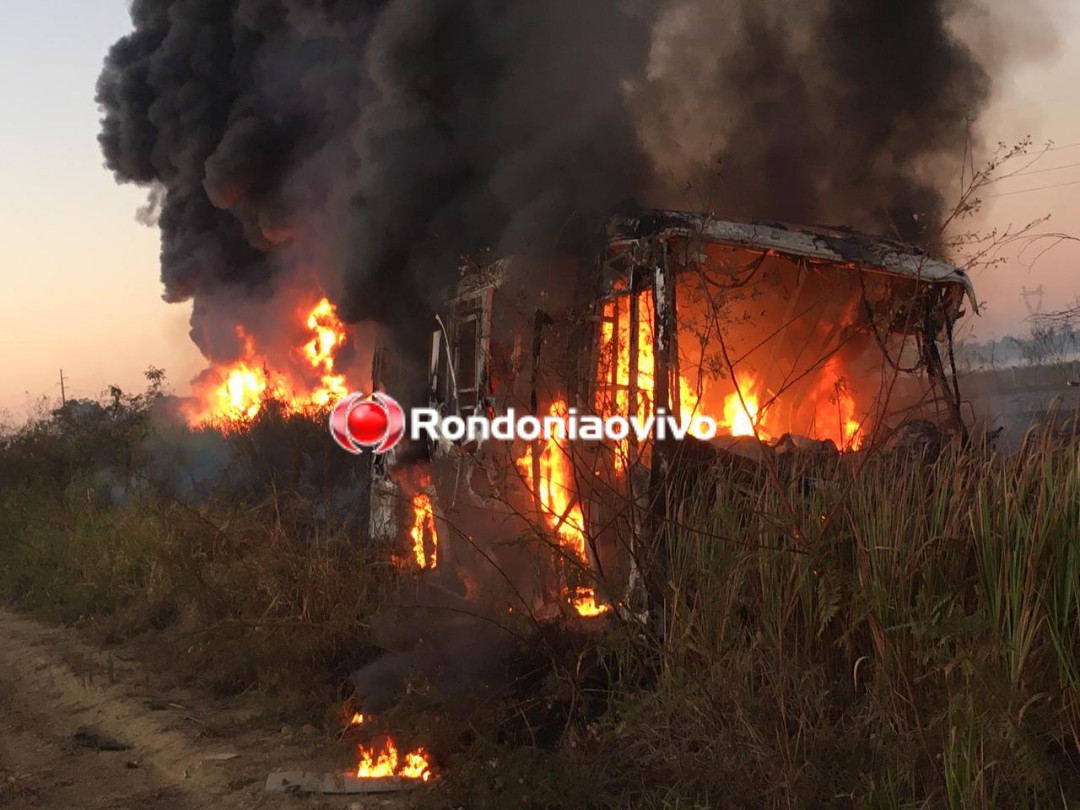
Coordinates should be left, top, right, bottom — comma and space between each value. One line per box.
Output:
0, 609, 412, 809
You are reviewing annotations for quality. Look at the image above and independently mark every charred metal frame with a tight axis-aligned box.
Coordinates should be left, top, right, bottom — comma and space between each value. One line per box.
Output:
587, 214, 976, 627
373, 211, 977, 627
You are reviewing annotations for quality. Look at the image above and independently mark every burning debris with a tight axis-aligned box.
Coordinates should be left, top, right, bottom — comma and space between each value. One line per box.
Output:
363, 211, 976, 626
264, 710, 434, 795
349, 711, 433, 784
354, 741, 432, 782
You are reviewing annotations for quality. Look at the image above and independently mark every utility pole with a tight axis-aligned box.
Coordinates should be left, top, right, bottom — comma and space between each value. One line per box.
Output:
59, 369, 66, 406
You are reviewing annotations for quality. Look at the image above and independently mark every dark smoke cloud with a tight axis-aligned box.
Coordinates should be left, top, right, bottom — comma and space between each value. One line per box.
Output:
343, 1, 654, 331
97, 0, 655, 364
636, 0, 1004, 242
97, 0, 1056, 361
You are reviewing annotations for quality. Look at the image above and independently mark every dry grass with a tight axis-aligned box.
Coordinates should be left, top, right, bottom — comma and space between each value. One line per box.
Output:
0, 486, 394, 717
0, 391, 389, 721
4, 386, 1080, 806
427, 424, 1080, 809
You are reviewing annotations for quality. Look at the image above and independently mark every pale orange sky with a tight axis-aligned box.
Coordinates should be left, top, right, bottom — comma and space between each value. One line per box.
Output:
970, 9, 1080, 343
0, 3, 202, 419
1, 2, 1077, 418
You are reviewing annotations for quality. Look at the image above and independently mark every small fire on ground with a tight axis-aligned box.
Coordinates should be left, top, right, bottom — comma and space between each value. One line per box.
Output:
185, 297, 351, 424
348, 712, 433, 782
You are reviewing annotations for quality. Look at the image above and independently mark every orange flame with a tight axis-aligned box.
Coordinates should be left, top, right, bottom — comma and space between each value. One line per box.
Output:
516, 400, 608, 617
596, 291, 703, 469
355, 739, 433, 782
596, 291, 866, 451
186, 297, 351, 424
303, 297, 350, 407
408, 476, 439, 570
721, 373, 771, 440
812, 357, 863, 450
349, 710, 433, 781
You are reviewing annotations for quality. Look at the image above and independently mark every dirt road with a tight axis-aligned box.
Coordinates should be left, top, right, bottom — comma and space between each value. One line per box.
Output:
0, 609, 402, 809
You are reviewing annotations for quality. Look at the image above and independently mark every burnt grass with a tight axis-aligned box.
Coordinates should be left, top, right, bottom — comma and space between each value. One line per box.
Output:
3, 379, 1080, 808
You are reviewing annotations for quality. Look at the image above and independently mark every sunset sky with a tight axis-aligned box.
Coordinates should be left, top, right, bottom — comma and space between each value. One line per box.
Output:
1, 1, 1078, 419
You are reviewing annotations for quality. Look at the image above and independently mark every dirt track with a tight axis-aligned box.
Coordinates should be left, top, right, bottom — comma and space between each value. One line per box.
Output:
0, 610, 403, 809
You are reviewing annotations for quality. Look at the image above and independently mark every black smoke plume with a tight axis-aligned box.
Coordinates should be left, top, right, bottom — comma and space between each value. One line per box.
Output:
97, 0, 655, 366
635, 0, 1002, 242
97, 0, 1055, 363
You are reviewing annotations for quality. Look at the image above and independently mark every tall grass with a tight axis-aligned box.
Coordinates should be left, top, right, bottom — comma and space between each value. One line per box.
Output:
569, 428, 1080, 809
4, 382, 1080, 806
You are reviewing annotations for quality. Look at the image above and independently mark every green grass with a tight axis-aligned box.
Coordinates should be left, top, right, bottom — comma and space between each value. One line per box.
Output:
562, 430, 1080, 808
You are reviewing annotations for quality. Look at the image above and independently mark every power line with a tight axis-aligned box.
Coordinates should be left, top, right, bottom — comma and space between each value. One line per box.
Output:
987, 178, 1080, 198
978, 143, 1080, 188
998, 160, 1080, 180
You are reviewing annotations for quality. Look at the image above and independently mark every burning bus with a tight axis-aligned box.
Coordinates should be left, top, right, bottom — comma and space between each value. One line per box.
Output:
369, 210, 977, 620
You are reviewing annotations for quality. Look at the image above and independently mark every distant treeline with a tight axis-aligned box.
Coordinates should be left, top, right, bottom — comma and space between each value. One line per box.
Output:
958, 324, 1080, 371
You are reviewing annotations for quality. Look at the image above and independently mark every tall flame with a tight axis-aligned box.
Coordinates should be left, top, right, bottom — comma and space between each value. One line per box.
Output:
596, 290, 703, 470
812, 357, 863, 450
303, 298, 350, 407
516, 400, 608, 617
721, 372, 770, 440
408, 476, 439, 570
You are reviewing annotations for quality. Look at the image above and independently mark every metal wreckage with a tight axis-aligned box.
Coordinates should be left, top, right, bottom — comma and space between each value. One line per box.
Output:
365, 210, 977, 621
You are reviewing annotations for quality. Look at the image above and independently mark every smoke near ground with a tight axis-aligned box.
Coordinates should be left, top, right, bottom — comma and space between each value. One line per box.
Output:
97, 0, 1058, 361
